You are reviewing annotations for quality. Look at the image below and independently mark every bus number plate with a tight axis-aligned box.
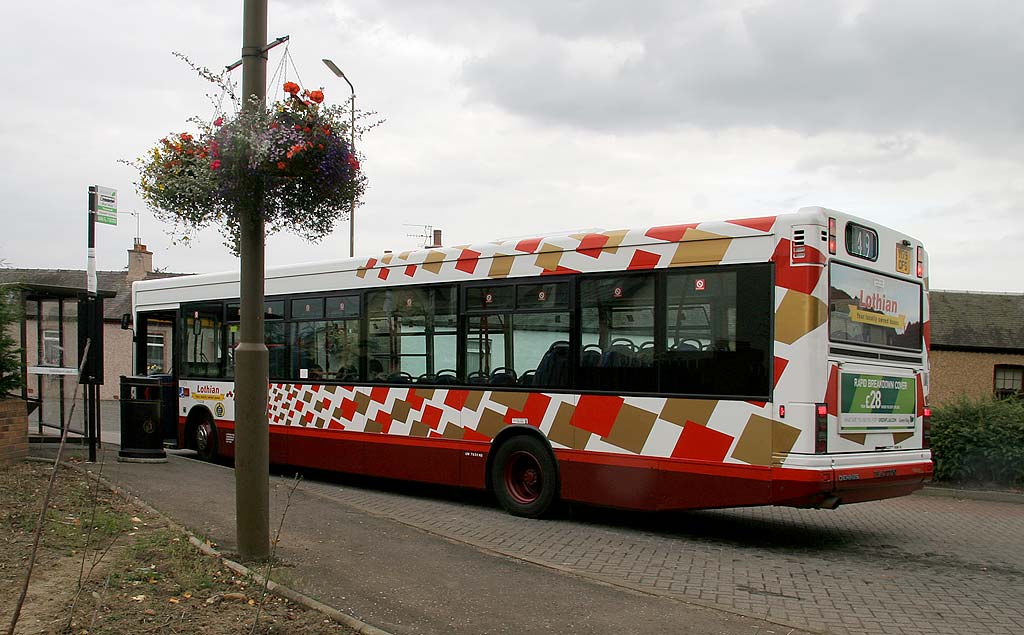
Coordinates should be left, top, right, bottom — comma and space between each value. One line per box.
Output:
895, 244, 911, 275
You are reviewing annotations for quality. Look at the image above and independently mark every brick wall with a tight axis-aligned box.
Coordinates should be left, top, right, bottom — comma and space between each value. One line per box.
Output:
930, 349, 1024, 406
0, 398, 28, 463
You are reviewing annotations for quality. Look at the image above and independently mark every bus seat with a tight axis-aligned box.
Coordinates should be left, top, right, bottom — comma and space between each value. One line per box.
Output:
535, 341, 569, 386
335, 367, 359, 382
387, 371, 413, 384
467, 371, 488, 385
636, 342, 655, 366
435, 370, 459, 385
581, 345, 602, 368
489, 367, 518, 386
600, 347, 635, 369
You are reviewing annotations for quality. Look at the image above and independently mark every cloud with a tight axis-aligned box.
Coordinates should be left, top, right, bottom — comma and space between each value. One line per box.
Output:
794, 136, 954, 181
352, 1, 1024, 152
1, 0, 1021, 294
909, 186, 1024, 291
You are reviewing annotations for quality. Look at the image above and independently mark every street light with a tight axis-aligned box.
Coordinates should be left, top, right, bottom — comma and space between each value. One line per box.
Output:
323, 58, 356, 258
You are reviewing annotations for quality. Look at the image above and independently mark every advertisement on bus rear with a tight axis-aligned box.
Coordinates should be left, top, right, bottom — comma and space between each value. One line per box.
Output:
828, 262, 922, 351
840, 372, 916, 432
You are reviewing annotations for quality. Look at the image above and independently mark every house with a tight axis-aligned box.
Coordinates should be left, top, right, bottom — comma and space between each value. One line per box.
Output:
929, 290, 1024, 405
0, 242, 185, 408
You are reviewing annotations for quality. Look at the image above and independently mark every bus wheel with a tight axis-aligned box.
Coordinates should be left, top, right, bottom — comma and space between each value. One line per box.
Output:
194, 417, 217, 462
491, 435, 557, 518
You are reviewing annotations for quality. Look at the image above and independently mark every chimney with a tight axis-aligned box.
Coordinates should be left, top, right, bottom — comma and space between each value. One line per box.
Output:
428, 229, 442, 248
127, 239, 153, 282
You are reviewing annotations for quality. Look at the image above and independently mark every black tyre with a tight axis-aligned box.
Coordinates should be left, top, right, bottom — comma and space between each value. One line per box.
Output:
491, 435, 558, 518
194, 416, 218, 462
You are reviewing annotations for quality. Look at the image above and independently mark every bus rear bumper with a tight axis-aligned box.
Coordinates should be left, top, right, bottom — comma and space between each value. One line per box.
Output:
771, 451, 933, 508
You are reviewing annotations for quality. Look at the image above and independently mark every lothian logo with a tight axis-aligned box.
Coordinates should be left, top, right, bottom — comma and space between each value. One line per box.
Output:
858, 290, 898, 313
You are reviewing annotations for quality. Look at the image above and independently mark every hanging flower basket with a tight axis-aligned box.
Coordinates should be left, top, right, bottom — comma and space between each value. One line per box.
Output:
133, 82, 366, 250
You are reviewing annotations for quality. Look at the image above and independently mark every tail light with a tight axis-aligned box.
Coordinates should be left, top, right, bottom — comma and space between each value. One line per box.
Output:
916, 245, 924, 278
815, 403, 828, 453
922, 406, 932, 449
827, 217, 837, 255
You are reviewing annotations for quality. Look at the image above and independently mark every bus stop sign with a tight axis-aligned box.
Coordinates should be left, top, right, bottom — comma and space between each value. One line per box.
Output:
96, 186, 117, 225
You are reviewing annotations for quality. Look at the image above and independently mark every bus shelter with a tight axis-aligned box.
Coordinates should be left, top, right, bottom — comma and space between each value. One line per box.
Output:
7, 283, 112, 441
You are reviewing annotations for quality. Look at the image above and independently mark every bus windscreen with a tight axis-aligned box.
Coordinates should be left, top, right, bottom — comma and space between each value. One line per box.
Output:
828, 262, 922, 352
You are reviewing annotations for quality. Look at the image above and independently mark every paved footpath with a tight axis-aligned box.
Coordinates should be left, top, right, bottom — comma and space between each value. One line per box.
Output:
44, 445, 1024, 635
48, 446, 811, 635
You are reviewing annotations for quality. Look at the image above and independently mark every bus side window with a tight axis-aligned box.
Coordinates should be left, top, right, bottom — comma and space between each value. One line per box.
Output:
366, 286, 455, 383
578, 274, 656, 392
465, 282, 571, 389
660, 265, 771, 399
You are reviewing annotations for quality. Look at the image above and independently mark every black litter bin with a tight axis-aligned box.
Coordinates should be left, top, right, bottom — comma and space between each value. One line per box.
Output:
118, 376, 168, 463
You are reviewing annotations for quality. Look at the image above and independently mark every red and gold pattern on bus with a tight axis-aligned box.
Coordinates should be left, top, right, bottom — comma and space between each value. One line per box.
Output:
173, 206, 931, 512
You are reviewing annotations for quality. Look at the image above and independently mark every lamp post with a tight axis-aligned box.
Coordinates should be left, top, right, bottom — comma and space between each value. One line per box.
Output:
235, 0, 271, 561
323, 58, 356, 258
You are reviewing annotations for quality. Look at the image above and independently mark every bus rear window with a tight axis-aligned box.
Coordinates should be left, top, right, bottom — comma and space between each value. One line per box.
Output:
829, 263, 922, 351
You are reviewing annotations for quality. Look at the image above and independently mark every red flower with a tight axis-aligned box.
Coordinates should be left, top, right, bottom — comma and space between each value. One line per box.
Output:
308, 90, 324, 104
180, 132, 193, 142
283, 81, 300, 95
210, 160, 221, 170
213, 117, 224, 127
277, 161, 287, 170
347, 154, 360, 171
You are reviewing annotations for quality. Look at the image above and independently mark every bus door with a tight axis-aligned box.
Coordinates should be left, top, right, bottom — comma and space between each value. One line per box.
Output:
134, 309, 180, 444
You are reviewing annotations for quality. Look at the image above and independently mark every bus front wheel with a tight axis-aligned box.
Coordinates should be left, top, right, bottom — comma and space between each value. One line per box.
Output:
194, 417, 218, 462
491, 435, 557, 518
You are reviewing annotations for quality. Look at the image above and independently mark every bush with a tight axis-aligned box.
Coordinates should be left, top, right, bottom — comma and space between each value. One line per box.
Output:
0, 285, 22, 395
931, 396, 1024, 486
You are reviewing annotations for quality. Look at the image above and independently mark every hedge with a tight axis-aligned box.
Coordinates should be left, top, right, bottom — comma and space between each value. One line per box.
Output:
930, 396, 1024, 486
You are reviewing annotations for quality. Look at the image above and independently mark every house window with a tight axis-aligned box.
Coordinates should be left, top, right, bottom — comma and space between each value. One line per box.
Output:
42, 329, 61, 366
994, 365, 1023, 398
147, 334, 166, 374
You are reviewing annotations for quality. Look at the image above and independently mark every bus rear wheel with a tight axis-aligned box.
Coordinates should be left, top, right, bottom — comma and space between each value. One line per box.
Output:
491, 435, 557, 518
194, 417, 217, 462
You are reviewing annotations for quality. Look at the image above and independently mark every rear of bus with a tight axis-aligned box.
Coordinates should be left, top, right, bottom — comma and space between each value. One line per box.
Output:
773, 208, 932, 508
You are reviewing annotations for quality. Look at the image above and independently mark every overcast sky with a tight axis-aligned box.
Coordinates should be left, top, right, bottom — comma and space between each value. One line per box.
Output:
1, 0, 1021, 291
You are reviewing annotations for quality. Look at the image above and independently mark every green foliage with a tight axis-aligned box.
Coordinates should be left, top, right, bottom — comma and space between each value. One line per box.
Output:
0, 285, 23, 394
931, 396, 1024, 486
